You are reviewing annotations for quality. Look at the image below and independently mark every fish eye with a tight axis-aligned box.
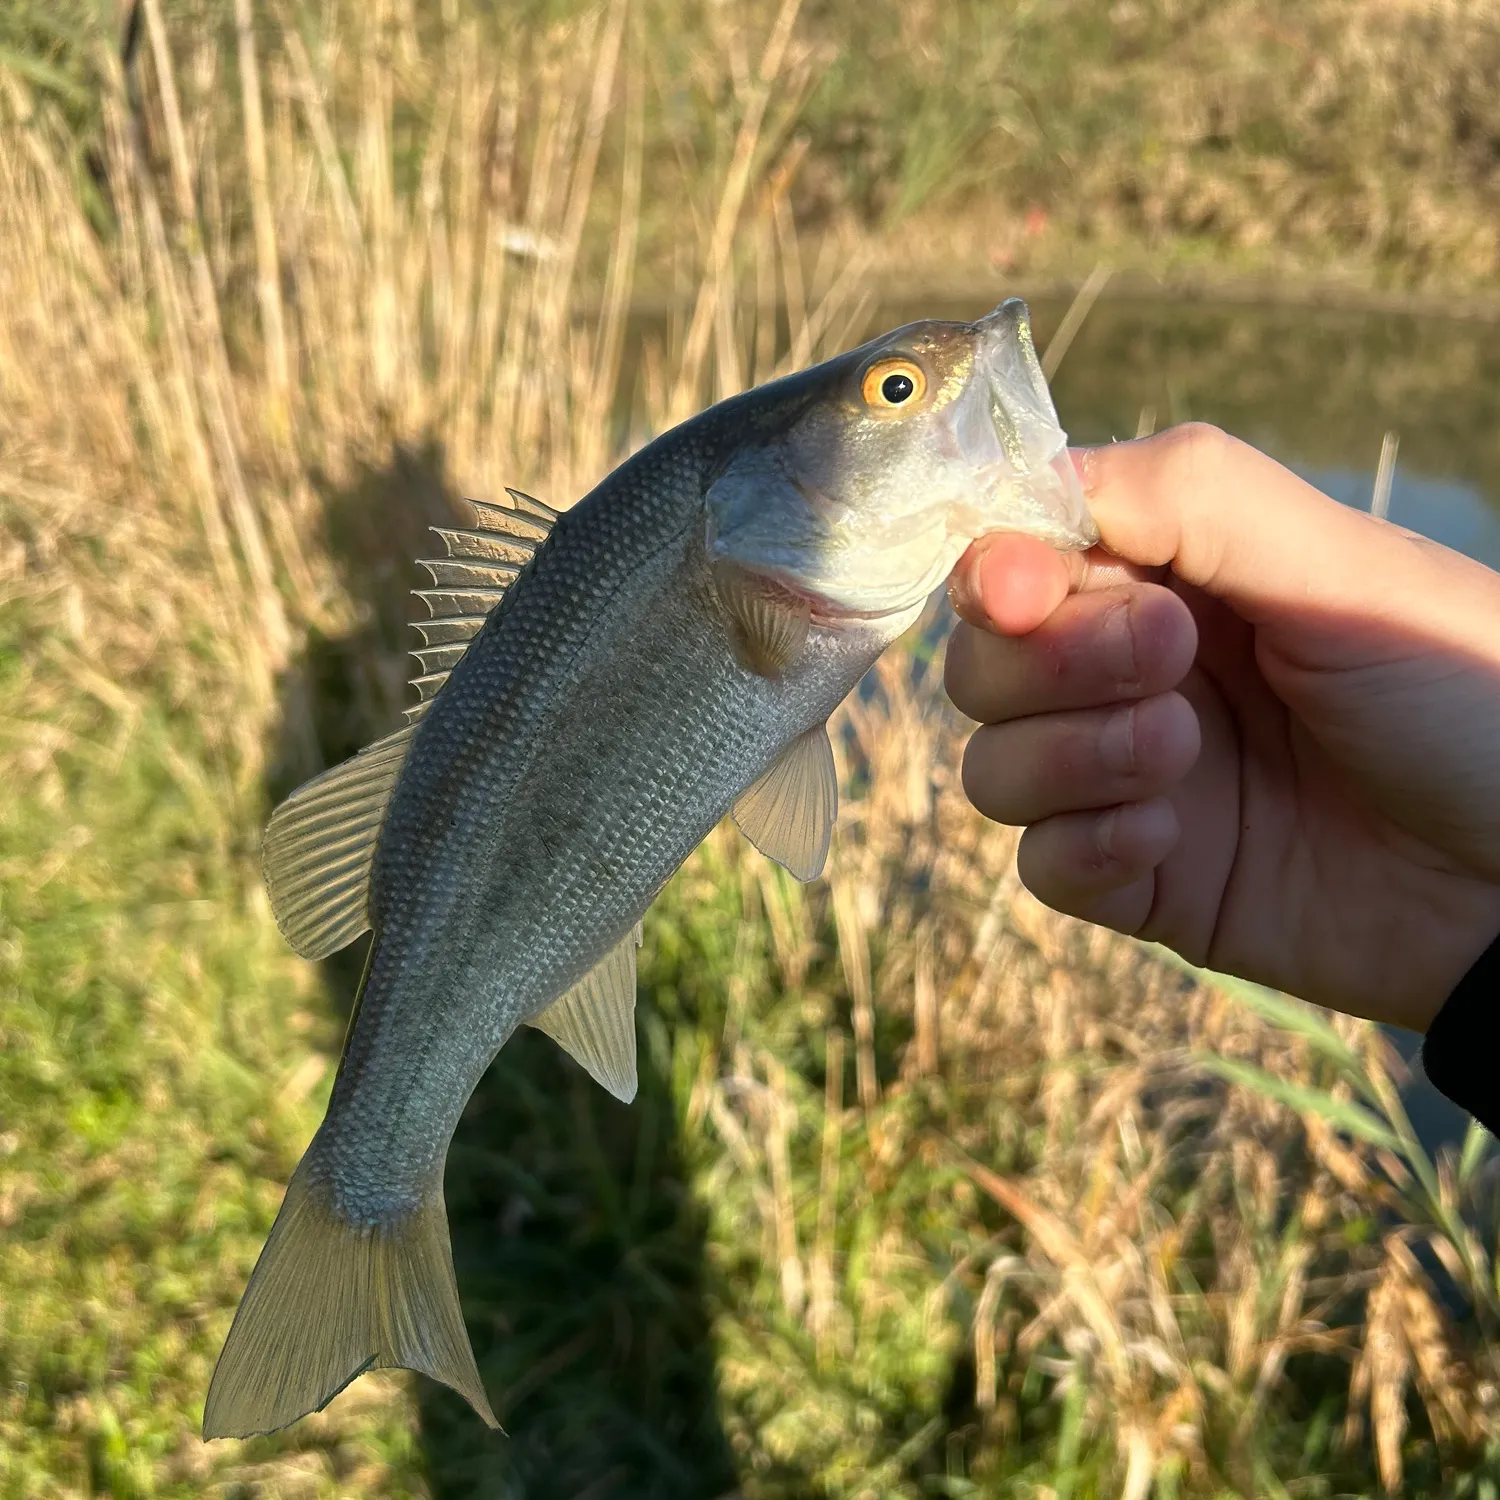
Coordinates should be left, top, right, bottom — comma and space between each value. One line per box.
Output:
861, 357, 927, 412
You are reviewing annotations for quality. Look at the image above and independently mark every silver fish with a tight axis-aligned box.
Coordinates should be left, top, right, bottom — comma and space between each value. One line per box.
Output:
202, 299, 1096, 1439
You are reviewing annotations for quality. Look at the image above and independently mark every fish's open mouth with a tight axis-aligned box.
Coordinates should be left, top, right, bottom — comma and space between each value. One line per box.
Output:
704, 297, 1099, 626
963, 301, 1099, 552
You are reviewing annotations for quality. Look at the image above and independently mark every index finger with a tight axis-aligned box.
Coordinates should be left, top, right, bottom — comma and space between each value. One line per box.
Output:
1080, 423, 1500, 664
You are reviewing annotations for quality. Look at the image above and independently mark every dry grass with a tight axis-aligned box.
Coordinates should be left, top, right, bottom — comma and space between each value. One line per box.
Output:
16, 1, 1500, 304
694, 649, 1500, 1494
2, 2, 1500, 1497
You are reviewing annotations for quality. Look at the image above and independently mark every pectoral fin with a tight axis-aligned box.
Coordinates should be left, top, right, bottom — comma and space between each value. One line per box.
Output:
712, 561, 810, 678
733, 724, 838, 882
526, 924, 642, 1102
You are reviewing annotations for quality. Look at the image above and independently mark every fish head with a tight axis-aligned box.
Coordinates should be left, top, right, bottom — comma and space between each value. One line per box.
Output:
705, 298, 1098, 622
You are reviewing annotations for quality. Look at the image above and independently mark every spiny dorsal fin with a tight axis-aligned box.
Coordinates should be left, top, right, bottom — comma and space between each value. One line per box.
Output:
262, 725, 416, 960
263, 492, 562, 950
405, 491, 560, 719
733, 723, 838, 882
417, 558, 524, 591
504, 487, 562, 524
411, 616, 489, 646
526, 923, 642, 1102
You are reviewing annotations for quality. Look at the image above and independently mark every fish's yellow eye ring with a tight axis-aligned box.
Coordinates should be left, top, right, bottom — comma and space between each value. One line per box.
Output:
861, 357, 927, 412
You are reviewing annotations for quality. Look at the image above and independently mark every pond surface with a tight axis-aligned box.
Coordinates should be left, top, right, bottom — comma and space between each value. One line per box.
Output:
889, 295, 1500, 1150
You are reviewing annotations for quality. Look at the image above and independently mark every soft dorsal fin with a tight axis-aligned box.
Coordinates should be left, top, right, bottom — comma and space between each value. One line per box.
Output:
733, 723, 838, 882
525, 923, 642, 1102
262, 725, 416, 960
405, 491, 559, 724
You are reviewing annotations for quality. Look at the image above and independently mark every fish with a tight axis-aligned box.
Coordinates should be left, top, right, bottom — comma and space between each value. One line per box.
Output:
201, 298, 1097, 1440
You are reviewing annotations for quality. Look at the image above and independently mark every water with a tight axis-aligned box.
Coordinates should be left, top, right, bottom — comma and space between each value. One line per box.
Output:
893, 295, 1500, 1150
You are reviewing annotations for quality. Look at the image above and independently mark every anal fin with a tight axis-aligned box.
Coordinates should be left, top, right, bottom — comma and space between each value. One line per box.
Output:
526, 924, 642, 1102
733, 724, 838, 882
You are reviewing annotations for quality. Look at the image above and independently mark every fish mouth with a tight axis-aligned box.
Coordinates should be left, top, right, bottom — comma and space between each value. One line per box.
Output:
960, 300, 1099, 552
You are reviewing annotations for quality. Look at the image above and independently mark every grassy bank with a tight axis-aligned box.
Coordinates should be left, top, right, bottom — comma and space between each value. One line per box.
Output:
3, 2, 1500, 1496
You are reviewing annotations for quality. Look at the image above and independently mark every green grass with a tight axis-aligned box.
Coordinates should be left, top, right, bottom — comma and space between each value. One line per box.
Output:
0, 598, 424, 1497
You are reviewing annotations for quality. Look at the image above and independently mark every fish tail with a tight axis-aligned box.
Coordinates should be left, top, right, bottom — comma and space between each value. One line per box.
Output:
201, 1156, 497, 1439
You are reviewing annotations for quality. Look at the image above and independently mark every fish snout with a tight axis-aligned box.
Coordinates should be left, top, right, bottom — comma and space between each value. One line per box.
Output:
961, 300, 1100, 551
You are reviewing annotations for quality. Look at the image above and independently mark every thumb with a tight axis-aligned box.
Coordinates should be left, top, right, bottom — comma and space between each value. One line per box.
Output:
1079, 424, 1500, 662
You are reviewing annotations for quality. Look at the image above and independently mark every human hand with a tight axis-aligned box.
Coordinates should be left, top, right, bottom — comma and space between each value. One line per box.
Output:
944, 424, 1500, 1032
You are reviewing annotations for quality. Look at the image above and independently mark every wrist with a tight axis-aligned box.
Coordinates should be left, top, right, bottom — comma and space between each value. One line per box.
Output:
1421, 927, 1500, 1136
1407, 896, 1500, 1034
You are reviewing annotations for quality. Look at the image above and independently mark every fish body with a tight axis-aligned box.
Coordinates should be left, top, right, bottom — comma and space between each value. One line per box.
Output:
335, 411, 904, 1215
203, 301, 1097, 1439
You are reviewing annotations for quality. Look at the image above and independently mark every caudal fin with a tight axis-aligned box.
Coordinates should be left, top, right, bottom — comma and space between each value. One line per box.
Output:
202, 1161, 498, 1439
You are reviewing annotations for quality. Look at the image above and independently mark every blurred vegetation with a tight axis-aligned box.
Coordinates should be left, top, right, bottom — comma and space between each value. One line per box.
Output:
11, 0, 1500, 298
4, 1, 1500, 1498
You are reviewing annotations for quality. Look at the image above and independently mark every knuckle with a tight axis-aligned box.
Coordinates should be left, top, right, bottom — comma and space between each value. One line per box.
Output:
1150, 423, 1242, 586
1156, 421, 1232, 495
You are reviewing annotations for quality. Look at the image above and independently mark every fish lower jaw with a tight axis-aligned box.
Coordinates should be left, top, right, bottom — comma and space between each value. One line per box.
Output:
741, 564, 925, 629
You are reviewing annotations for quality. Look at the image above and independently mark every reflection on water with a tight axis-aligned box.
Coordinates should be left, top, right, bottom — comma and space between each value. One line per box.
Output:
884, 295, 1500, 1149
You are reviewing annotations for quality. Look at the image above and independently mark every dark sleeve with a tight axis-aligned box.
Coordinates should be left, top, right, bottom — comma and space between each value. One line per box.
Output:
1420, 932, 1500, 1137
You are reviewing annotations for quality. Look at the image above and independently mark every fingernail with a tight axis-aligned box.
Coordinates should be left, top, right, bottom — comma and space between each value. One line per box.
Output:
1102, 597, 1139, 690
1095, 805, 1122, 862
1074, 445, 1104, 498
1100, 704, 1137, 776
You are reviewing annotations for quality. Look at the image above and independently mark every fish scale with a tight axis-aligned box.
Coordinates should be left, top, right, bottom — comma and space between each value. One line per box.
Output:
202, 299, 1097, 1441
